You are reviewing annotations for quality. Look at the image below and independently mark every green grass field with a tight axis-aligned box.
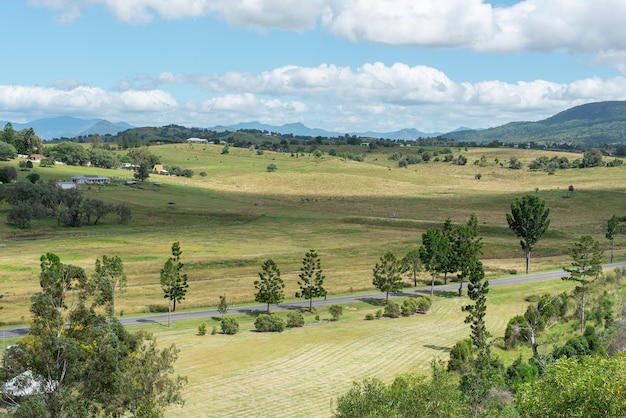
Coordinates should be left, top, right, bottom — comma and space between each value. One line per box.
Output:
0, 144, 624, 416
142, 278, 573, 417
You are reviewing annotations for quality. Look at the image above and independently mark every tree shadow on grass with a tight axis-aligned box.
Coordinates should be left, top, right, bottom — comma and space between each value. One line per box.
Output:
424, 344, 450, 352
358, 297, 387, 306
432, 290, 460, 299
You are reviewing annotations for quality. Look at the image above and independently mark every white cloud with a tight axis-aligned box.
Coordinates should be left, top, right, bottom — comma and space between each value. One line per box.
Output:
27, 0, 626, 57
3, 64, 626, 131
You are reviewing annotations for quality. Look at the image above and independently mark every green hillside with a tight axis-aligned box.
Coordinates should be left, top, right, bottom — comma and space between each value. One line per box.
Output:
444, 101, 626, 146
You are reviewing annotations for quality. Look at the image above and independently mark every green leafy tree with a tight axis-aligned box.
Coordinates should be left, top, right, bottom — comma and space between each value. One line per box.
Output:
582, 148, 604, 167
372, 251, 404, 304
562, 235, 604, 333
419, 227, 449, 297
0, 141, 17, 160
0, 165, 18, 183
94, 255, 127, 317
254, 259, 284, 313
506, 194, 551, 274
452, 214, 482, 297
606, 215, 622, 263
297, 249, 326, 312
515, 354, 626, 417
134, 160, 152, 182
82, 198, 113, 225
401, 248, 422, 287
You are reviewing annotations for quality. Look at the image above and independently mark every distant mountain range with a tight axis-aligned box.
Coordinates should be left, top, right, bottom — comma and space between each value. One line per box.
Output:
3, 101, 626, 145
0, 117, 134, 140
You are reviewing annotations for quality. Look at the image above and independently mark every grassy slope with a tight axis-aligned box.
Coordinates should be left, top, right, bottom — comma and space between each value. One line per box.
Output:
0, 144, 624, 416
0, 145, 624, 322
146, 279, 573, 417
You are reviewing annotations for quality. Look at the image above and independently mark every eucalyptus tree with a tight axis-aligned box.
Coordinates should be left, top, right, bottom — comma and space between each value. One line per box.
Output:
401, 248, 423, 287
606, 215, 622, 264
506, 194, 551, 274
419, 228, 448, 297
94, 255, 126, 317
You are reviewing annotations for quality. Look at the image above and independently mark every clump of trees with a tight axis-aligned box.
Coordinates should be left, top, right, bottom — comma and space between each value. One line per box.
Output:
1, 181, 130, 229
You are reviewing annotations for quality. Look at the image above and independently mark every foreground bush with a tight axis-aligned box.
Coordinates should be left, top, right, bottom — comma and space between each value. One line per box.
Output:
254, 314, 285, 332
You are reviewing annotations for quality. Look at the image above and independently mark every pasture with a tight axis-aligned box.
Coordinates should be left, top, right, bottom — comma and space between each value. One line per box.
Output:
0, 143, 624, 416
0, 144, 623, 321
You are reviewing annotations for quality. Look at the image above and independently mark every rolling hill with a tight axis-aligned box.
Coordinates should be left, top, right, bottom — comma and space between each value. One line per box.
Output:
443, 101, 626, 145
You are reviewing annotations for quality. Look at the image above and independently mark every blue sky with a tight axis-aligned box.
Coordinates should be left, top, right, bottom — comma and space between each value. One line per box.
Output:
2, 0, 626, 134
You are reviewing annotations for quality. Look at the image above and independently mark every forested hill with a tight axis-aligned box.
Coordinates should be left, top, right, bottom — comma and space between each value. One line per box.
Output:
443, 101, 626, 146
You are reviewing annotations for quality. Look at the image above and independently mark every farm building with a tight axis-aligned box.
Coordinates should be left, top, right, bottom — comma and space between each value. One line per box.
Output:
71, 175, 110, 185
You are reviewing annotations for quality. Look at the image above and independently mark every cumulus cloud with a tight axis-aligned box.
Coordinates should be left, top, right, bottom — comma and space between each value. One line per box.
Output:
3, 64, 626, 131
28, 0, 626, 56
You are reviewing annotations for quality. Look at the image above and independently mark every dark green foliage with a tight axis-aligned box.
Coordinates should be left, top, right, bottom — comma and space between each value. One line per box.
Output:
505, 356, 538, 392
372, 251, 404, 303
254, 314, 285, 332
552, 327, 600, 359
46, 141, 89, 165
0, 141, 18, 160
329, 304, 343, 321
401, 298, 418, 316
506, 194, 551, 274
504, 315, 528, 348
582, 148, 604, 167
383, 301, 401, 318
26, 172, 40, 184
335, 360, 466, 418
515, 354, 626, 417
221, 317, 239, 335
420, 226, 450, 296
0, 165, 18, 183
266, 163, 277, 172
254, 259, 284, 314
116, 203, 132, 223
286, 311, 305, 328
134, 160, 152, 182
416, 295, 432, 313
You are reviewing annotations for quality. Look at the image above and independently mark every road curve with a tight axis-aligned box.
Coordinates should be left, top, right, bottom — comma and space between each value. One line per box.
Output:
2, 261, 625, 338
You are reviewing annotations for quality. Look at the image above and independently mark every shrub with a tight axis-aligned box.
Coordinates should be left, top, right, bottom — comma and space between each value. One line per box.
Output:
198, 321, 207, 336
375, 309, 383, 319
0, 166, 18, 183
365, 313, 375, 320
416, 295, 432, 313
329, 304, 343, 321
402, 299, 419, 316
221, 317, 239, 335
287, 311, 305, 328
266, 163, 277, 172
448, 338, 474, 373
384, 301, 401, 318
254, 314, 285, 332
147, 304, 168, 313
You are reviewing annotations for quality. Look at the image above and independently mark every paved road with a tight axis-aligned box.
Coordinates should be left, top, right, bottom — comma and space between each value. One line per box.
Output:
3, 261, 625, 338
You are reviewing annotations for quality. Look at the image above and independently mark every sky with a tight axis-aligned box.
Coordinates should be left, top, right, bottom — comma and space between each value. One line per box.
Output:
2, 0, 626, 134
